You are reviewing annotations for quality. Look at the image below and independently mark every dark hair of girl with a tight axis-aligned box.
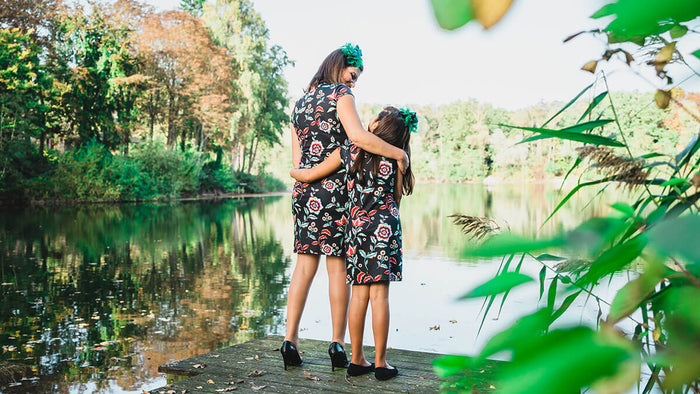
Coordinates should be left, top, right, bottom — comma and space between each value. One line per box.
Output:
306, 49, 364, 91
349, 106, 414, 196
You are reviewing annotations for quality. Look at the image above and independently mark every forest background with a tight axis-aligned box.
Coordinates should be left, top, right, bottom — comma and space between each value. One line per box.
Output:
1, 0, 699, 205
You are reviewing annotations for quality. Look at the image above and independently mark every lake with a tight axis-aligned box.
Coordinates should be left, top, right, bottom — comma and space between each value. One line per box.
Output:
0, 182, 633, 392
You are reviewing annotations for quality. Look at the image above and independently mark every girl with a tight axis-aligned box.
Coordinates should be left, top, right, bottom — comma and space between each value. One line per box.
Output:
291, 106, 416, 381
283, 44, 409, 371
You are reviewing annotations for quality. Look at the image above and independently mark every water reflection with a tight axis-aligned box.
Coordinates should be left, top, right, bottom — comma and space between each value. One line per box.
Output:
0, 198, 290, 392
0, 183, 625, 392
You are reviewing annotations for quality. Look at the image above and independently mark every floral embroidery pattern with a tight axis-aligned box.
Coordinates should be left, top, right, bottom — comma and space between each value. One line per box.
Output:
291, 83, 353, 256
341, 143, 402, 284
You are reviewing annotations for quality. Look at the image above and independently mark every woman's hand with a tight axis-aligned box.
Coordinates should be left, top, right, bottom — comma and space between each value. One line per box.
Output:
397, 150, 409, 174
290, 167, 311, 183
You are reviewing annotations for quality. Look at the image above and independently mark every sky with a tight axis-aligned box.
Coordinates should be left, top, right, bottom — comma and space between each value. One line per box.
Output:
145, 0, 700, 110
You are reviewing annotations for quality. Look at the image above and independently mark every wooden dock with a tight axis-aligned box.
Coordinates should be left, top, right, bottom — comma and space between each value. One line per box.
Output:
152, 335, 497, 393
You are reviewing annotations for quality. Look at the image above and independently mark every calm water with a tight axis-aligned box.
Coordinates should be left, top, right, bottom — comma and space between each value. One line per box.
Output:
0, 183, 631, 392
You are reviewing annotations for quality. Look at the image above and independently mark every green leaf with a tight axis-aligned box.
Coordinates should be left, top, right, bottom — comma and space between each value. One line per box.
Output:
518, 119, 615, 144
661, 178, 688, 187
463, 233, 564, 257
551, 290, 582, 321
460, 272, 534, 299
610, 202, 635, 217
430, 0, 473, 30
476, 309, 552, 362
433, 355, 472, 377
608, 260, 666, 323
497, 327, 638, 394
576, 236, 647, 287
693, 49, 700, 60
675, 134, 699, 165
670, 24, 688, 38
647, 214, 700, 262
508, 123, 623, 147
541, 83, 594, 127
546, 276, 558, 311
591, 3, 616, 18
543, 178, 610, 226
577, 92, 608, 124
538, 266, 546, 301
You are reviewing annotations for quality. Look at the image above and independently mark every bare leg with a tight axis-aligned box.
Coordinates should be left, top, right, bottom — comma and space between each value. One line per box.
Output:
369, 282, 391, 368
326, 255, 350, 346
284, 253, 320, 346
348, 284, 371, 366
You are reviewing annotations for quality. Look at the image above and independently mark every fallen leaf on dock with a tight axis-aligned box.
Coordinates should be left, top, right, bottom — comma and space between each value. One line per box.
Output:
255, 355, 259, 360
216, 388, 237, 392
251, 385, 266, 390
449, 320, 457, 324
245, 357, 254, 360
210, 354, 220, 358
304, 371, 320, 381
429, 325, 440, 330
193, 364, 207, 368
236, 379, 244, 384
207, 379, 215, 384
247, 370, 265, 377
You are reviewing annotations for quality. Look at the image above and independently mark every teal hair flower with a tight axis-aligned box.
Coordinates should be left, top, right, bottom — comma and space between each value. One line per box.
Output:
341, 43, 363, 68
399, 108, 418, 134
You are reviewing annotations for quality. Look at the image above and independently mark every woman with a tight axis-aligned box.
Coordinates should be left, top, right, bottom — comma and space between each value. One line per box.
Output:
281, 44, 409, 370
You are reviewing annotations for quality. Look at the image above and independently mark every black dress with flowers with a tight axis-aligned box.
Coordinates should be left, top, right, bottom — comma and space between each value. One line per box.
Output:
341, 143, 402, 284
291, 83, 353, 256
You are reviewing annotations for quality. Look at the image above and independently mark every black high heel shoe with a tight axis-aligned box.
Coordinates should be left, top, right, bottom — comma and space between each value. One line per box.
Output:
328, 342, 349, 371
280, 340, 302, 370
347, 362, 375, 376
375, 366, 398, 381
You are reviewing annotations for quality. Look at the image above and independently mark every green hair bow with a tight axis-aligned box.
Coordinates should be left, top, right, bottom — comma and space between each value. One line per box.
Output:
399, 108, 418, 133
341, 43, 363, 68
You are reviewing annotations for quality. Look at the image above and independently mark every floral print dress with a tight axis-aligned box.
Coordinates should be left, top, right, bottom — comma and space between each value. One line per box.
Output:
291, 83, 353, 256
341, 143, 403, 284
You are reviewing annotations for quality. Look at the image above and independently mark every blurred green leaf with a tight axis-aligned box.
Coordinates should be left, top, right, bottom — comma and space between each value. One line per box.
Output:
463, 234, 564, 257
602, 0, 700, 40
610, 202, 635, 217
460, 272, 533, 299
430, 0, 473, 30
670, 24, 688, 38
693, 49, 700, 60
591, 3, 616, 18
433, 354, 473, 377
497, 327, 638, 394
647, 214, 700, 262
477, 309, 552, 362
538, 266, 546, 301
608, 259, 667, 323
576, 236, 647, 287
566, 216, 630, 253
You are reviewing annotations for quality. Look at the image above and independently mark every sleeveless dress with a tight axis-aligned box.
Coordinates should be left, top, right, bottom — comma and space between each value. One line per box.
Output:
291, 83, 353, 256
341, 143, 403, 284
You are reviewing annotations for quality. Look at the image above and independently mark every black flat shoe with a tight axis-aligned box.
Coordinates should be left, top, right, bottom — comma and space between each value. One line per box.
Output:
375, 366, 398, 381
280, 340, 302, 370
347, 362, 374, 376
328, 342, 349, 371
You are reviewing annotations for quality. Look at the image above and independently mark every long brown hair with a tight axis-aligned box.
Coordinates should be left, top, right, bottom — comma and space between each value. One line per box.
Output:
306, 49, 364, 91
350, 106, 414, 196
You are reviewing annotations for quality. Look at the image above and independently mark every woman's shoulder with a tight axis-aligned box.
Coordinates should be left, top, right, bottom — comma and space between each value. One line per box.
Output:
318, 83, 353, 97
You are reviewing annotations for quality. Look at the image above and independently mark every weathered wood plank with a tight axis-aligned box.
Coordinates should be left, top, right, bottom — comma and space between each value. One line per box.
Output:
152, 335, 499, 393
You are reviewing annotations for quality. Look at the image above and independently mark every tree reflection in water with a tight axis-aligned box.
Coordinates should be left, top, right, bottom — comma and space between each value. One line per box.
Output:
0, 197, 290, 392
